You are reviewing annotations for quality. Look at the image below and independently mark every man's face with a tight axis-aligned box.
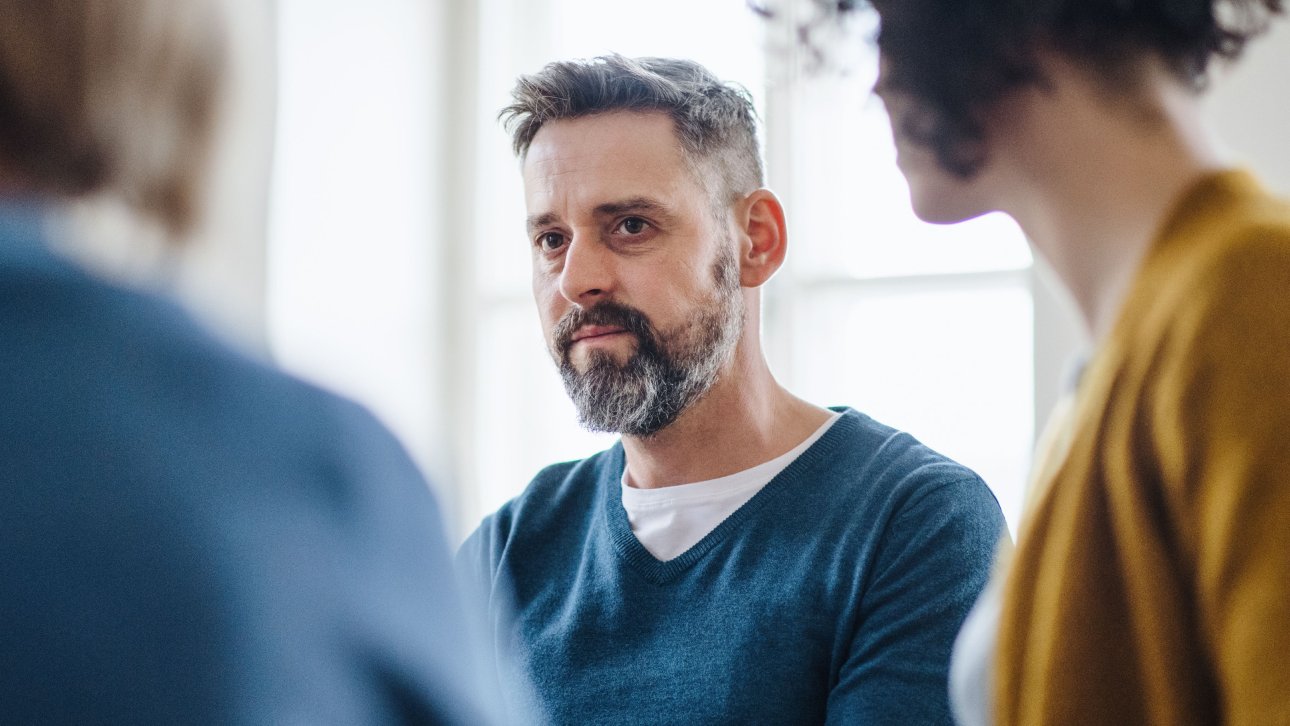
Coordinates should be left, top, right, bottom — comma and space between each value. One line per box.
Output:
522, 110, 744, 436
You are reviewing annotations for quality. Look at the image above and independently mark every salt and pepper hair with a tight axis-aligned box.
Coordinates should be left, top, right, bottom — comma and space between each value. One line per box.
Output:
501, 54, 764, 207
0, 0, 226, 236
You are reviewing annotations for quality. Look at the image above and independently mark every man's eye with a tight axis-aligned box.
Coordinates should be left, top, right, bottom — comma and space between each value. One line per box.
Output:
619, 217, 648, 235
537, 232, 566, 251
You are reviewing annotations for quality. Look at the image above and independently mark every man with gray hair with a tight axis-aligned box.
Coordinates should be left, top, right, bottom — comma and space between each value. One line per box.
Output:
458, 54, 1006, 724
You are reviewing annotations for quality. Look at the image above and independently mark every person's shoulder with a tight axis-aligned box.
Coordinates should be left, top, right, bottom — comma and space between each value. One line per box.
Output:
827, 407, 988, 489
1134, 184, 1290, 455
472, 445, 622, 545
142, 297, 414, 472
1, 245, 429, 508
1202, 210, 1290, 293
817, 407, 1002, 524
1171, 172, 1290, 290
117, 259, 395, 438
0, 214, 433, 499
3, 243, 287, 396
1156, 190, 1290, 356
800, 409, 1005, 591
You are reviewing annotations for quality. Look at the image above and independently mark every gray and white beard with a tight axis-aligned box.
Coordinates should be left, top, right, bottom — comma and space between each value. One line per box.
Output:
554, 251, 743, 437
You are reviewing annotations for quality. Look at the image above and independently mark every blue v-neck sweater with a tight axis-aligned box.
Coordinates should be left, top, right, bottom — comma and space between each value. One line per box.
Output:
459, 407, 1005, 725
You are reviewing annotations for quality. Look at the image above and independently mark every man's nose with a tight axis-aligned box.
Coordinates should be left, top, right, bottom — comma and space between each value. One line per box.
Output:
558, 236, 615, 304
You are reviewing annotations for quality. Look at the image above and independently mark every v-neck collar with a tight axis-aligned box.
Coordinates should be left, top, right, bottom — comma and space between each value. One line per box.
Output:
601, 406, 858, 585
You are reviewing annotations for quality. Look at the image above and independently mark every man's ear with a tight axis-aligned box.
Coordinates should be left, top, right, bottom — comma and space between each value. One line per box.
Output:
736, 188, 788, 288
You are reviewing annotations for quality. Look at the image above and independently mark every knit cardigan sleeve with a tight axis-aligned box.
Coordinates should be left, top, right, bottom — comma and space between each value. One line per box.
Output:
1155, 228, 1290, 724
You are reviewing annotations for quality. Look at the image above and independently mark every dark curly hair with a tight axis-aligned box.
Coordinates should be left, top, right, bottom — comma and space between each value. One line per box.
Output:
763, 0, 1284, 176
500, 54, 764, 205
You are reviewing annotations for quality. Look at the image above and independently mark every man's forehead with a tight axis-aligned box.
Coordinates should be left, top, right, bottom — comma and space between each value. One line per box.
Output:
523, 111, 688, 173
521, 111, 698, 215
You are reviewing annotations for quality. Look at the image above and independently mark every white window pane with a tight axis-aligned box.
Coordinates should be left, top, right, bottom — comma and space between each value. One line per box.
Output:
784, 282, 1033, 532
268, 0, 440, 474
549, 0, 766, 79
785, 52, 1032, 279
475, 304, 617, 515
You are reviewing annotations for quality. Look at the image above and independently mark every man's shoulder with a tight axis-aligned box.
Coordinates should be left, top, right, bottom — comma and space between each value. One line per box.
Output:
531, 447, 617, 485
471, 445, 622, 546
808, 409, 1005, 590
825, 407, 985, 489
813, 407, 1000, 524
525, 445, 620, 501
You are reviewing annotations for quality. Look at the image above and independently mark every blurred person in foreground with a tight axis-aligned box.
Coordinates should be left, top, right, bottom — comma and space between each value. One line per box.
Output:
0, 2, 491, 722
457, 54, 1006, 725
805, 0, 1290, 723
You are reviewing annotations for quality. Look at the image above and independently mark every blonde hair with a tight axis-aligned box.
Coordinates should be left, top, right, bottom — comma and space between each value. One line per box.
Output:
0, 0, 226, 236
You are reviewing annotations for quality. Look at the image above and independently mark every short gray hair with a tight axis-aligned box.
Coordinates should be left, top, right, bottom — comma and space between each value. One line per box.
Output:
500, 55, 764, 205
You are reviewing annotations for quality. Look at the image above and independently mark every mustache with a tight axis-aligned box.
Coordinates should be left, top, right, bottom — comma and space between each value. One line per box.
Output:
553, 301, 657, 361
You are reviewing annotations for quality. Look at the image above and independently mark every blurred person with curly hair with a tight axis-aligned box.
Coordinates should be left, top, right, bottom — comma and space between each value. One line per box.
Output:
801, 0, 1289, 723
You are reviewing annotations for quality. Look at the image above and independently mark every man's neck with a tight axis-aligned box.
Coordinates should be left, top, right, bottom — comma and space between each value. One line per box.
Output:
620, 348, 831, 489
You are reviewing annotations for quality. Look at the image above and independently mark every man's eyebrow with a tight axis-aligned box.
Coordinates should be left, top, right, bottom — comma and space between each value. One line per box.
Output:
526, 212, 560, 232
526, 198, 675, 233
593, 197, 671, 219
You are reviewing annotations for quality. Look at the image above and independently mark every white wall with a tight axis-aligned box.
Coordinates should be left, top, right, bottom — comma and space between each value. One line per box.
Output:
181, 1, 277, 347
1206, 19, 1290, 193
267, 0, 481, 529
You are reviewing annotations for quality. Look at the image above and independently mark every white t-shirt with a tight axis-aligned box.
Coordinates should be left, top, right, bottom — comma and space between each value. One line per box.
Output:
620, 411, 842, 562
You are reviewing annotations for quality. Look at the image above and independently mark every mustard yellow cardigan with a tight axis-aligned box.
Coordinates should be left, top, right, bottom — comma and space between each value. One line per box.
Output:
996, 170, 1290, 725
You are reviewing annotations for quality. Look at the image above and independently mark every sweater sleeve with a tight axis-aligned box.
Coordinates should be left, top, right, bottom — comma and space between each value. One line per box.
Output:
826, 475, 1005, 726
454, 507, 546, 723
455, 523, 495, 611
1159, 232, 1290, 724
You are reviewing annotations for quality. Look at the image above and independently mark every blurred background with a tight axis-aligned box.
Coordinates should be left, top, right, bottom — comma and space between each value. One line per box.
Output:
80, 0, 1290, 540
